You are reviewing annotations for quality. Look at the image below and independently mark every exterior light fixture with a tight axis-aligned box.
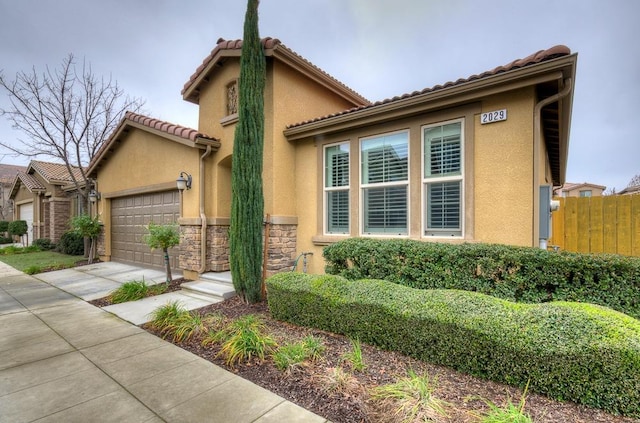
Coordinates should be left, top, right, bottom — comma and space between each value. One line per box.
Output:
176, 172, 192, 191
88, 189, 101, 203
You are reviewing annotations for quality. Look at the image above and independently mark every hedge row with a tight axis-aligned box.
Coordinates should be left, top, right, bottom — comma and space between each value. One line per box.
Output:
266, 272, 640, 417
323, 238, 640, 319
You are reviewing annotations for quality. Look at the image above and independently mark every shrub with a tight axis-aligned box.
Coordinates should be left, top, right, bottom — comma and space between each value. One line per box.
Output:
0, 236, 12, 244
266, 272, 640, 417
323, 238, 640, 319
32, 238, 54, 250
0, 220, 9, 234
56, 231, 84, 255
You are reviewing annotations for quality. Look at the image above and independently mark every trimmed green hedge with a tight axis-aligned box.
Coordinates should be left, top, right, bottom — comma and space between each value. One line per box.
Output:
323, 238, 640, 319
266, 272, 640, 417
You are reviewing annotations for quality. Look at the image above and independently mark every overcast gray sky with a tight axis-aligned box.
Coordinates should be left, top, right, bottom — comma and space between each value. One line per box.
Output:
0, 0, 638, 191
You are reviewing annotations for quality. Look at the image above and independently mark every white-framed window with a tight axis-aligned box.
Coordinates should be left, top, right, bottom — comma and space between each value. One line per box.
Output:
360, 131, 409, 235
423, 119, 463, 237
579, 190, 592, 198
324, 142, 350, 234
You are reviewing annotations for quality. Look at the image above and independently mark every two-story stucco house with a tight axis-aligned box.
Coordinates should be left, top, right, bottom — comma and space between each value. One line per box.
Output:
88, 38, 577, 279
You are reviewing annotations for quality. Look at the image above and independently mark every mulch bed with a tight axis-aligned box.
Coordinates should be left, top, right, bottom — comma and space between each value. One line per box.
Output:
138, 296, 639, 423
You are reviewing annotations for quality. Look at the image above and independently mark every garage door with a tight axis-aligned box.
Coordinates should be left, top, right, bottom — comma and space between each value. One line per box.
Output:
111, 191, 180, 269
18, 203, 33, 246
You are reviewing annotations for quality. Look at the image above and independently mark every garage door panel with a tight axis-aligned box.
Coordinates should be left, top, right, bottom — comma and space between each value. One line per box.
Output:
111, 191, 179, 270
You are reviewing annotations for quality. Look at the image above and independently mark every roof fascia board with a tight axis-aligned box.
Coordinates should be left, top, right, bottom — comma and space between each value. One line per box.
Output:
285, 68, 566, 140
183, 50, 242, 103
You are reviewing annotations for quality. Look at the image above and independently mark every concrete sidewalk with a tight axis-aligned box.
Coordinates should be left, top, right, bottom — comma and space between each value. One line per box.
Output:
0, 262, 328, 423
33, 262, 221, 325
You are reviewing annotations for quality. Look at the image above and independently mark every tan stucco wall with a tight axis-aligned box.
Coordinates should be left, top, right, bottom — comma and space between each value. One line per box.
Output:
474, 87, 535, 246
290, 87, 543, 274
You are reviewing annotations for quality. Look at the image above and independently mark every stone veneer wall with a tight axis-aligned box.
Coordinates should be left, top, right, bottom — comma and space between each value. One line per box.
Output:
179, 221, 297, 276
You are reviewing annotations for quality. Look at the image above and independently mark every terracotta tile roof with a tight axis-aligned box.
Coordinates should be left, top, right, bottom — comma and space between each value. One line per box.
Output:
29, 160, 84, 184
14, 172, 45, 192
182, 37, 369, 105
0, 164, 26, 184
124, 111, 217, 142
287, 45, 571, 129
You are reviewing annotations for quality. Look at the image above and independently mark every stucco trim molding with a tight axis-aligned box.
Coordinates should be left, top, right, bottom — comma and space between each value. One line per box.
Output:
103, 182, 176, 199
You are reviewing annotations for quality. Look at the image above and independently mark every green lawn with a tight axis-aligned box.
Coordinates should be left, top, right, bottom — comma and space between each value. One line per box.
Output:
0, 251, 84, 273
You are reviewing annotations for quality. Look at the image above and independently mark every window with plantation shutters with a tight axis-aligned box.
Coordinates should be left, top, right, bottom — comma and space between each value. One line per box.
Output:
324, 143, 350, 234
423, 120, 463, 237
361, 131, 408, 235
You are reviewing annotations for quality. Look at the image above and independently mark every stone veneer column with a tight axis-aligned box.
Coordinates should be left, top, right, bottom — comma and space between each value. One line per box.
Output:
178, 217, 297, 278
48, 197, 71, 243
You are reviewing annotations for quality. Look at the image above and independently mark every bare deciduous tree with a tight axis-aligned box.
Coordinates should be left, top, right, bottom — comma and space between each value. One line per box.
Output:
0, 54, 144, 206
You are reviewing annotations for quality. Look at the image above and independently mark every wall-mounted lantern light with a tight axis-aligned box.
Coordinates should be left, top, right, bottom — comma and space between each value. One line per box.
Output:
88, 189, 101, 203
176, 172, 192, 191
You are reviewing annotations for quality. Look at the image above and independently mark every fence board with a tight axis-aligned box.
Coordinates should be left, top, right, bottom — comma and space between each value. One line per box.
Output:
617, 195, 632, 256
589, 196, 604, 253
551, 194, 640, 257
576, 198, 591, 253
563, 197, 578, 252
602, 197, 618, 253
633, 195, 640, 256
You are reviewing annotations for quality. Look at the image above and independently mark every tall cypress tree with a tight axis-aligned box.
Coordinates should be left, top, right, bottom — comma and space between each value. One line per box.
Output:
229, 0, 265, 303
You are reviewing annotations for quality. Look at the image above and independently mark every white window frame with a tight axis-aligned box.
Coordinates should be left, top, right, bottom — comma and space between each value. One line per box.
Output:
422, 119, 464, 238
323, 141, 350, 235
359, 130, 409, 237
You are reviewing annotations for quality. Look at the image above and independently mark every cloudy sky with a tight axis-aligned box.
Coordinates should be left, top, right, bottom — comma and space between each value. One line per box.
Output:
0, 0, 638, 191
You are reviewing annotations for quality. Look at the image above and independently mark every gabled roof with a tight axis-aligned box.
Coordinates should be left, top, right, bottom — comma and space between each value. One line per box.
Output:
182, 37, 369, 106
28, 161, 84, 185
286, 45, 572, 129
9, 172, 46, 198
0, 164, 26, 185
87, 111, 220, 176
555, 182, 606, 194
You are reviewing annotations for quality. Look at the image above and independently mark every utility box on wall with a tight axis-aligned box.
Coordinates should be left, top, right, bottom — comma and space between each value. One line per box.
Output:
539, 185, 554, 248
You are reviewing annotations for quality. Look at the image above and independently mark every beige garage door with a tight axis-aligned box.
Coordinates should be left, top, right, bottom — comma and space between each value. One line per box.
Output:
111, 191, 180, 269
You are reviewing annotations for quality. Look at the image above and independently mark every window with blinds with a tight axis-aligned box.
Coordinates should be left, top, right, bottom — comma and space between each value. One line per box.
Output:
361, 131, 408, 235
324, 143, 350, 234
423, 121, 463, 237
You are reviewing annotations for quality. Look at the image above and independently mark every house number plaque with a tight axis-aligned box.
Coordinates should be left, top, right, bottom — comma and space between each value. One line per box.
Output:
480, 109, 507, 124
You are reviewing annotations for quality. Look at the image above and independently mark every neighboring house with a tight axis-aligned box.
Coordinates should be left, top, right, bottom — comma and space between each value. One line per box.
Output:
554, 182, 606, 198
10, 161, 84, 244
0, 163, 26, 221
88, 38, 577, 278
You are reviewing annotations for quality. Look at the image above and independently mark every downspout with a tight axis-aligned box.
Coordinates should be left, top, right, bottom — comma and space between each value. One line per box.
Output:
198, 144, 213, 274
533, 77, 572, 248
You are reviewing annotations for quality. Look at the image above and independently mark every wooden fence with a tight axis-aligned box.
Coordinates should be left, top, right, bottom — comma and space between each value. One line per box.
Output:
550, 195, 640, 256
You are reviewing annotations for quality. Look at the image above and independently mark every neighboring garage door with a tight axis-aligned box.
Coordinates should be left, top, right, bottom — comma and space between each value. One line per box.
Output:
18, 203, 33, 246
111, 191, 180, 269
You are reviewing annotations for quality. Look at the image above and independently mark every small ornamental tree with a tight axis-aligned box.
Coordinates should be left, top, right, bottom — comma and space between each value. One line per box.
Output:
8, 220, 28, 246
70, 214, 101, 263
143, 222, 180, 284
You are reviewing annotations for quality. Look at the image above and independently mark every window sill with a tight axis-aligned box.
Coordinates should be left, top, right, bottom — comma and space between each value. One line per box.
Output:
312, 235, 349, 246
220, 113, 238, 127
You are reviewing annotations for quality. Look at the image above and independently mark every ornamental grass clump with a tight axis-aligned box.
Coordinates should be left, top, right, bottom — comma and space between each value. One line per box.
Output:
203, 314, 276, 367
109, 279, 166, 304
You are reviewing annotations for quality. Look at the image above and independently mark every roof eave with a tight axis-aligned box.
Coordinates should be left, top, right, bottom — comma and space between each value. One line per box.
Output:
285, 55, 575, 141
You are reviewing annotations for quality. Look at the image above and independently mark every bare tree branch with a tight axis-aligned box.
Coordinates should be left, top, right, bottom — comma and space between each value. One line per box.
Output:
0, 54, 145, 205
